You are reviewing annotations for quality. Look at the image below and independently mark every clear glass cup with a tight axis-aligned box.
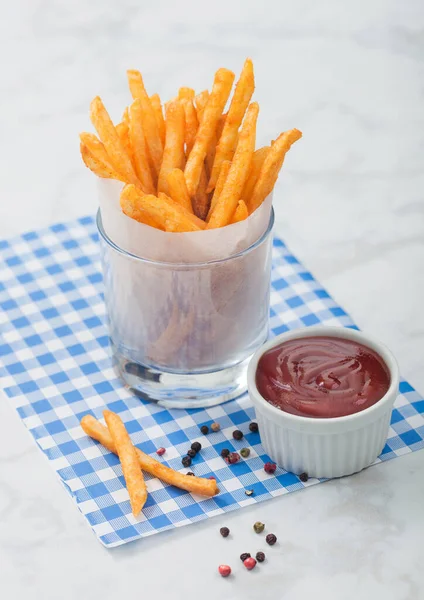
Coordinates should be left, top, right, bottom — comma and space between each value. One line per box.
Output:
97, 209, 274, 408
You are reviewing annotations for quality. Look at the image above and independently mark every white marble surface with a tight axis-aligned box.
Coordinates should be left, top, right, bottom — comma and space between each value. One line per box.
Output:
0, 1, 424, 598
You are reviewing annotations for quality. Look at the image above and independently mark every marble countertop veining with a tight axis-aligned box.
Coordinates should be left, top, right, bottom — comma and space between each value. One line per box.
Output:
0, 1, 424, 598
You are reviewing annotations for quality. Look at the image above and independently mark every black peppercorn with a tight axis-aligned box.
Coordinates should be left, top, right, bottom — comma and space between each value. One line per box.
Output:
232, 429, 243, 440
249, 422, 259, 433
220, 526, 230, 538
256, 551, 265, 562
220, 448, 230, 458
240, 552, 251, 562
186, 471, 195, 476
200, 425, 209, 435
191, 441, 202, 453
266, 533, 277, 546
182, 456, 192, 467
299, 472, 309, 482
187, 448, 196, 458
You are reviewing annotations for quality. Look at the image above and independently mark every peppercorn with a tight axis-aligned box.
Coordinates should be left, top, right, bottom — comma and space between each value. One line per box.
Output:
249, 422, 259, 433
191, 441, 202, 453
156, 447, 166, 456
240, 447, 250, 458
232, 429, 243, 440
245, 489, 254, 496
264, 462, 276, 474
218, 564, 231, 577
187, 448, 196, 458
211, 422, 220, 432
240, 552, 251, 562
243, 557, 257, 570
299, 472, 309, 482
266, 533, 277, 546
182, 456, 192, 467
200, 425, 209, 435
220, 526, 230, 538
186, 471, 195, 476
256, 551, 265, 562
253, 521, 265, 534
220, 448, 230, 458
225, 452, 240, 464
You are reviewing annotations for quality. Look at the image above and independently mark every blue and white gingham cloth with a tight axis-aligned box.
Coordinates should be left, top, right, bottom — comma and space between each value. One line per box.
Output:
0, 216, 423, 548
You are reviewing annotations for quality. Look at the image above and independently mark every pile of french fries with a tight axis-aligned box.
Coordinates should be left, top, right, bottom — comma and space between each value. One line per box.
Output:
80, 59, 302, 232
81, 412, 218, 517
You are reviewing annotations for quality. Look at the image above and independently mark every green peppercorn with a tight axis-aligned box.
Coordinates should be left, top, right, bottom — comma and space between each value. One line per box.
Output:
240, 447, 250, 458
253, 521, 265, 534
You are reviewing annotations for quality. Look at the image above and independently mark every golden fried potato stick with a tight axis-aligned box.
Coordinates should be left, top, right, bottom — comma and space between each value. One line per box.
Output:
127, 70, 163, 176
207, 58, 255, 192
80, 415, 218, 497
193, 91, 216, 175
216, 112, 227, 141
248, 128, 302, 213
231, 199, 249, 224
241, 146, 270, 206
166, 168, 193, 213
120, 188, 164, 229
207, 102, 259, 229
103, 410, 147, 517
80, 132, 116, 171
181, 98, 199, 155
90, 96, 141, 187
150, 93, 166, 146
80, 142, 125, 182
158, 99, 185, 195
192, 167, 210, 220
206, 159, 231, 221
158, 192, 204, 230
122, 106, 130, 126
185, 68, 235, 196
194, 90, 209, 123
178, 87, 195, 101
128, 99, 155, 194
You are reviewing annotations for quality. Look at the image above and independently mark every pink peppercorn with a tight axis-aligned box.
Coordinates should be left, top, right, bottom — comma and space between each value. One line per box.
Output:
264, 461, 276, 474
243, 557, 257, 570
156, 447, 166, 456
225, 452, 240, 464
218, 564, 231, 577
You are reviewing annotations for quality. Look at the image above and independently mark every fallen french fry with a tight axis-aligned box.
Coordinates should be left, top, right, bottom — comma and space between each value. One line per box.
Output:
206, 159, 231, 221
185, 68, 235, 196
150, 93, 166, 146
103, 410, 147, 517
207, 58, 255, 192
248, 128, 302, 213
192, 166, 210, 220
167, 168, 193, 213
158, 99, 185, 195
129, 99, 156, 194
81, 415, 218, 497
241, 146, 270, 206
80, 142, 125, 182
207, 102, 259, 229
231, 199, 249, 223
120, 189, 164, 229
90, 96, 141, 187
127, 70, 163, 176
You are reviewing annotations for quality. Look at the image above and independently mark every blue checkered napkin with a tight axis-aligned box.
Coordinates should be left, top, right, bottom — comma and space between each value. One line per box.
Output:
0, 217, 423, 548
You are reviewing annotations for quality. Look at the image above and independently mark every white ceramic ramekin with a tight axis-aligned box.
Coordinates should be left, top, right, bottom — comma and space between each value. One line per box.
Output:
247, 326, 399, 478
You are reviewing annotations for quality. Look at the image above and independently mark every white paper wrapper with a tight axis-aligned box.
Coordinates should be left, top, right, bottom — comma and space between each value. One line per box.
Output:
98, 179, 274, 371
98, 179, 272, 263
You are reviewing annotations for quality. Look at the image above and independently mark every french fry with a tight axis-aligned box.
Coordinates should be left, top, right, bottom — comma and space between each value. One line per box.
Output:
184, 68, 235, 197
207, 102, 259, 229
231, 199, 249, 223
150, 93, 166, 146
90, 96, 141, 187
192, 167, 210, 220
128, 99, 156, 194
158, 192, 204, 230
103, 410, 147, 517
80, 142, 125, 182
80, 132, 116, 171
122, 106, 130, 126
207, 58, 255, 192
178, 87, 195, 101
241, 146, 270, 206
166, 168, 193, 213
248, 128, 302, 213
127, 70, 164, 176
120, 188, 164, 229
206, 159, 231, 221
80, 415, 218, 497
194, 90, 209, 123
158, 99, 186, 195
216, 112, 227, 141
181, 98, 199, 155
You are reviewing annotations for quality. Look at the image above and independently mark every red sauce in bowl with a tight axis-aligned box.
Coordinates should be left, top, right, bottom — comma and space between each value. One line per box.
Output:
255, 336, 390, 418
